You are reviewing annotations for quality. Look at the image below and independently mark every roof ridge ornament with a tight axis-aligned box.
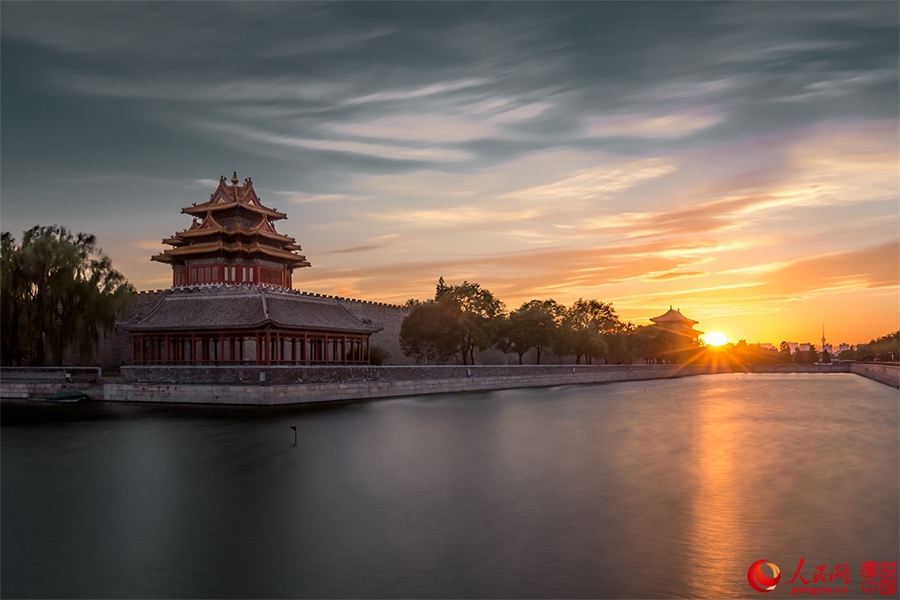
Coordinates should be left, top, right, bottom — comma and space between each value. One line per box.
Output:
231, 171, 239, 185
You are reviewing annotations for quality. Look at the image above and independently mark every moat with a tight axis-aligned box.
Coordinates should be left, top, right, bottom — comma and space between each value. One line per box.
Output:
2, 373, 898, 598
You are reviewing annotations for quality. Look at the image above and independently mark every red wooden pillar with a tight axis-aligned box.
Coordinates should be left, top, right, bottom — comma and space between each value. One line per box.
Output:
190, 334, 196, 365
258, 333, 264, 364
266, 331, 272, 365
276, 332, 282, 364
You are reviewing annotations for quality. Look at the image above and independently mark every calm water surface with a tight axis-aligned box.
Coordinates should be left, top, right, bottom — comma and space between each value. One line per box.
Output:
2, 373, 898, 598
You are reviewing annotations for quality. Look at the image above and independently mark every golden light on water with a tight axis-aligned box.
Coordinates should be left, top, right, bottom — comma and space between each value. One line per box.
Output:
685, 388, 746, 598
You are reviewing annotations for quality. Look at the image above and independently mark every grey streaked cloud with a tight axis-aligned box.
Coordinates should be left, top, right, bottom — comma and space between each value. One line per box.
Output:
1, 1, 896, 343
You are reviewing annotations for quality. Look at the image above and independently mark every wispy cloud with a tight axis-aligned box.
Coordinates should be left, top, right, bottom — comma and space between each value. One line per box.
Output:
322, 243, 392, 255
202, 122, 471, 162
3, 1, 896, 343
586, 109, 723, 139
344, 78, 489, 105
367, 206, 544, 228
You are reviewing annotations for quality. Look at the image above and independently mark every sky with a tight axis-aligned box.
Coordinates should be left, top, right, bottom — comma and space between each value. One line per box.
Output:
1, 1, 897, 346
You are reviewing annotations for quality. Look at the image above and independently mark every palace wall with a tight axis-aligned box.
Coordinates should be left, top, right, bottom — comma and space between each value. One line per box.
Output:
73, 288, 411, 370
335, 297, 410, 364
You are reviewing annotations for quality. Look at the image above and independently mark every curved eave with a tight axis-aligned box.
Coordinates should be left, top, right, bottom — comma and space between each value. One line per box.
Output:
150, 242, 311, 266
164, 228, 297, 247
182, 202, 286, 220
650, 314, 699, 325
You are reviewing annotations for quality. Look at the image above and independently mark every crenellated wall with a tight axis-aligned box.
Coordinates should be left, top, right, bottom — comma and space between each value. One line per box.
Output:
335, 298, 410, 363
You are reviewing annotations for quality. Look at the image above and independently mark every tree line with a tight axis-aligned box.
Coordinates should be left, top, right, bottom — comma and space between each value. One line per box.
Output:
1, 226, 133, 366
399, 278, 695, 365
850, 331, 899, 363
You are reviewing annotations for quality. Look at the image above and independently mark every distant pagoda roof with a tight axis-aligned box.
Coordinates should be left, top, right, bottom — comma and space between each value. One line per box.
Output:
650, 306, 699, 326
118, 285, 382, 335
649, 306, 703, 337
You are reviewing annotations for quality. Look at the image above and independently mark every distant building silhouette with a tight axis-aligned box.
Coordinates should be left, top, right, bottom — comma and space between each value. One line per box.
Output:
649, 307, 703, 343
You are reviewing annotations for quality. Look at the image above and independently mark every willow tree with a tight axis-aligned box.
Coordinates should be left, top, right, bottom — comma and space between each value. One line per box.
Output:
0, 226, 134, 366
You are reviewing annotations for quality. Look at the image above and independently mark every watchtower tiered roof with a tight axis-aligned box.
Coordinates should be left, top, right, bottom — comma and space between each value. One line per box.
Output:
152, 172, 310, 288
649, 306, 703, 339
121, 172, 382, 366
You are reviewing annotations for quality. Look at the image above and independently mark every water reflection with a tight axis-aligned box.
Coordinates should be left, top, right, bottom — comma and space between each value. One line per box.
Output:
686, 385, 748, 598
2, 374, 897, 598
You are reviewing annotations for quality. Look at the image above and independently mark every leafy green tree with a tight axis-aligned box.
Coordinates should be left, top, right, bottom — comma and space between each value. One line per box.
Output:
837, 348, 857, 361
794, 344, 818, 364
1, 226, 133, 366
857, 331, 899, 362
606, 321, 637, 364
554, 299, 623, 364
435, 280, 505, 365
497, 299, 562, 364
778, 341, 793, 363
368, 346, 390, 366
629, 325, 686, 364
399, 299, 461, 364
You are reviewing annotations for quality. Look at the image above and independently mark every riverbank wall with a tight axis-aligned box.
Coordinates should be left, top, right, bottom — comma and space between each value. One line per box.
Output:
3, 363, 879, 405
0, 367, 102, 399
103, 364, 721, 405
851, 363, 900, 388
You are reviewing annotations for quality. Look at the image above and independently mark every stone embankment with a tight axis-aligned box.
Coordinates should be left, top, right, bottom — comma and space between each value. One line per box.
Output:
103, 364, 718, 405
3, 362, 891, 406
851, 363, 900, 388
0, 367, 102, 399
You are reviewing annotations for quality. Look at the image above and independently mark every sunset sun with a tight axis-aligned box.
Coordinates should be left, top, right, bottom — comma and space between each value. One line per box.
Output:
703, 332, 729, 347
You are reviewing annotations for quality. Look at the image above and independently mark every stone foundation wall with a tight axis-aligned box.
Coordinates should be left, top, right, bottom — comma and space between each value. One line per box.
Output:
1, 367, 102, 383
105, 364, 715, 405
120, 363, 713, 385
851, 363, 900, 388
0, 368, 102, 400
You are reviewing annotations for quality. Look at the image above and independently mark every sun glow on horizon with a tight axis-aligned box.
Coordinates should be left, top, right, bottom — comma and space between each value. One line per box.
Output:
702, 332, 729, 347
